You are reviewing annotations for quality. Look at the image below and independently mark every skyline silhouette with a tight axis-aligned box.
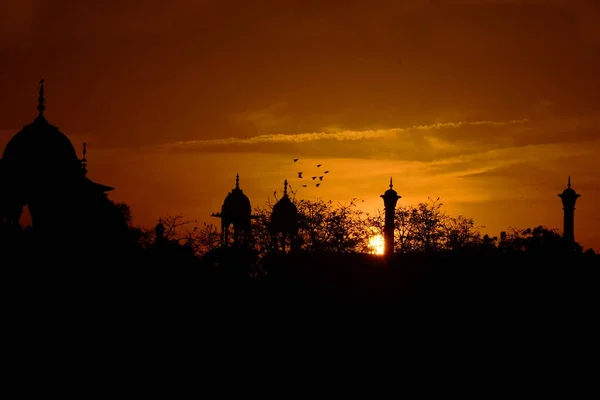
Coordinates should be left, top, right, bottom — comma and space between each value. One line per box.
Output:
1, 1, 599, 253
1, 80, 597, 253
0, 79, 598, 307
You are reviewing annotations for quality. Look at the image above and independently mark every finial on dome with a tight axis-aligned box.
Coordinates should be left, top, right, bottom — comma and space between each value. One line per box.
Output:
81, 142, 88, 175
284, 179, 288, 196
235, 173, 240, 189
568, 175, 571, 188
389, 176, 393, 189
37, 78, 45, 117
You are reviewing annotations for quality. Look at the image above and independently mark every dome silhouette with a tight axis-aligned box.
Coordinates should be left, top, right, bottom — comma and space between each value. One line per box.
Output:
3, 115, 79, 163
384, 186, 398, 197
381, 177, 400, 201
560, 187, 577, 197
558, 176, 580, 207
271, 180, 298, 233
221, 174, 251, 220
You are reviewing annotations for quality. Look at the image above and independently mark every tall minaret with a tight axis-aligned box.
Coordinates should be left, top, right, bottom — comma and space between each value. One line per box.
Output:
558, 176, 581, 244
380, 177, 401, 257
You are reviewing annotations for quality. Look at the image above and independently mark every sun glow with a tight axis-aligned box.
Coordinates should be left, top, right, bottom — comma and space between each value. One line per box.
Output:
368, 234, 385, 255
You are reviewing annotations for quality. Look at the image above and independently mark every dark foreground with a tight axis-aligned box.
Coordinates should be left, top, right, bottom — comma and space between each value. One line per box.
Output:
4, 252, 599, 310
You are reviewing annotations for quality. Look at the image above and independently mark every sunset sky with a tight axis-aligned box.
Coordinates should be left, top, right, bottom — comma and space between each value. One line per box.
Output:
1, 0, 599, 251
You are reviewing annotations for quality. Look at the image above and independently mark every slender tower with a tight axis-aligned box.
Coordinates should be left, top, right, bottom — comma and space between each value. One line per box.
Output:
558, 176, 580, 244
380, 177, 401, 258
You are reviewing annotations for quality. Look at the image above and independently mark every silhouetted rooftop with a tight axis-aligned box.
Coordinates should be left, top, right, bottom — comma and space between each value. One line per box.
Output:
271, 180, 298, 231
558, 176, 580, 202
221, 173, 251, 219
3, 80, 79, 164
82, 176, 114, 193
3, 115, 79, 163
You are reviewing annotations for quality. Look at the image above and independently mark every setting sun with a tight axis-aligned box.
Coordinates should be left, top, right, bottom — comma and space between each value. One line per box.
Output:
369, 234, 385, 255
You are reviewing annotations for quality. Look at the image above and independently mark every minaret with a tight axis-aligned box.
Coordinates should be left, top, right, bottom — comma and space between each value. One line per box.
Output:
380, 177, 401, 258
558, 176, 580, 244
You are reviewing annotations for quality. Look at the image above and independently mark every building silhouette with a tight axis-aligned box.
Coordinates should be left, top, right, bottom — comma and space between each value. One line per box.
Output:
211, 173, 255, 248
155, 218, 166, 245
0, 80, 131, 262
558, 176, 581, 244
380, 177, 401, 257
270, 179, 299, 253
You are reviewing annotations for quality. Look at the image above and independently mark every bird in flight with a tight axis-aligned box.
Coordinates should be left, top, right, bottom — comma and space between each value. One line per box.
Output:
317, 164, 322, 167
311, 176, 317, 180
324, 171, 329, 174
318, 176, 323, 181
293, 159, 299, 162
316, 183, 321, 187
298, 172, 303, 178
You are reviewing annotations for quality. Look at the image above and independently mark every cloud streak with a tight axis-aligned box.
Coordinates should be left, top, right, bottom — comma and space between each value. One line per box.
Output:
162, 118, 530, 148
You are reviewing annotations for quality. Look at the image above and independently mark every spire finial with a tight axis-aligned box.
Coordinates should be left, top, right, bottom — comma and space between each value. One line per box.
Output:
81, 142, 88, 175
568, 175, 571, 188
284, 179, 288, 196
235, 173, 240, 189
37, 78, 45, 117
389, 176, 393, 189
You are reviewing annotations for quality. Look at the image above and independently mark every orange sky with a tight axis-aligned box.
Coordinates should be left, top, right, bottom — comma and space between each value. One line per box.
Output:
1, 0, 599, 251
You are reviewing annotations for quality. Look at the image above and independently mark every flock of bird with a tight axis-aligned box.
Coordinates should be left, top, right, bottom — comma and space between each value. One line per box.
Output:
274, 158, 331, 198
272, 158, 364, 203
292, 158, 330, 189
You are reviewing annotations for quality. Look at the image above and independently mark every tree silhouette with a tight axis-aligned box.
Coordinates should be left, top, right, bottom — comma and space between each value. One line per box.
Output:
443, 214, 482, 252
125, 197, 593, 264
366, 197, 483, 254
499, 225, 583, 255
114, 202, 132, 226
248, 194, 370, 256
133, 214, 210, 256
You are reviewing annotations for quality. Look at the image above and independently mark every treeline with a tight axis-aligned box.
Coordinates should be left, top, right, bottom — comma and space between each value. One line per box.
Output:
126, 195, 596, 259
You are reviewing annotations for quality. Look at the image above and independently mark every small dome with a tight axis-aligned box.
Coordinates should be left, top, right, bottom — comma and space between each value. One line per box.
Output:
381, 177, 400, 199
271, 180, 298, 233
561, 187, 576, 196
272, 195, 298, 223
3, 116, 79, 163
558, 177, 580, 200
384, 187, 398, 197
221, 174, 251, 220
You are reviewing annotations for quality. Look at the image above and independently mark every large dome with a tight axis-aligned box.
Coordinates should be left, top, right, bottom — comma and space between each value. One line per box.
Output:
3, 115, 78, 163
222, 189, 251, 217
